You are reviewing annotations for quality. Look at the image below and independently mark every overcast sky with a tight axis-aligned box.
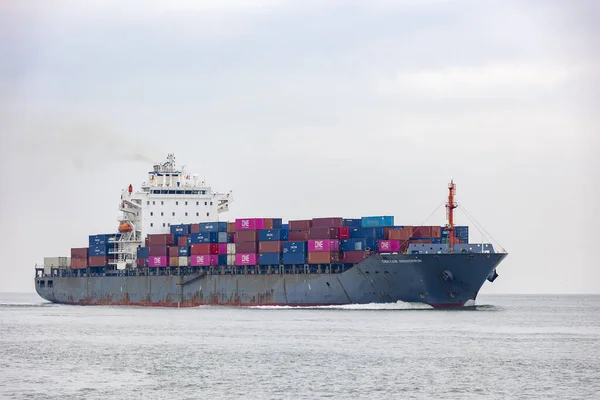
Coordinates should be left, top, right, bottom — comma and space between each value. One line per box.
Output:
1, 0, 598, 294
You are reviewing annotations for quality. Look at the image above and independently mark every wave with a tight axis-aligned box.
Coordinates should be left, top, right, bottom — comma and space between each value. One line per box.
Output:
247, 301, 434, 310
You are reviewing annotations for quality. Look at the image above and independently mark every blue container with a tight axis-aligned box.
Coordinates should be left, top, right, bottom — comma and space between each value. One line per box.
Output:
188, 232, 219, 244
89, 244, 107, 256
365, 238, 377, 251
455, 226, 469, 241
341, 238, 366, 251
349, 227, 385, 239
432, 238, 441, 244
178, 246, 189, 256
89, 234, 108, 246
259, 229, 289, 242
343, 219, 361, 228
283, 241, 307, 254
361, 216, 394, 228
283, 252, 305, 265
259, 252, 281, 265
137, 247, 149, 258
199, 222, 227, 232
218, 254, 227, 266
170, 224, 190, 235
218, 232, 228, 243
271, 218, 283, 229
281, 224, 289, 230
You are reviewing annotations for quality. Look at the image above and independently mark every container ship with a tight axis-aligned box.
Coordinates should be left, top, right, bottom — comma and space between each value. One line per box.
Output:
35, 154, 507, 308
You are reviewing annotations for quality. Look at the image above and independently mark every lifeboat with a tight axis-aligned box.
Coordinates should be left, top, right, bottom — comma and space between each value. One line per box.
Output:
118, 221, 133, 233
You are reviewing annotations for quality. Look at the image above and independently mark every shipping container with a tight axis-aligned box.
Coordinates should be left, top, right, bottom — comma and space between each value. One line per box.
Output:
89, 234, 109, 246
361, 216, 394, 228
386, 227, 412, 241
288, 220, 311, 231
282, 241, 307, 254
88, 256, 107, 267
281, 223, 289, 230
177, 236, 188, 246
235, 253, 258, 265
136, 258, 147, 268
288, 231, 309, 241
311, 217, 343, 228
190, 254, 219, 266
179, 256, 188, 267
217, 243, 227, 254
168, 246, 179, 257
188, 232, 219, 244
236, 241, 257, 253
455, 226, 469, 241
258, 229, 289, 242
308, 227, 340, 239
227, 254, 236, 266
258, 241, 282, 253
227, 232, 235, 243
259, 252, 281, 265
308, 239, 340, 252
412, 226, 433, 238
349, 227, 385, 239
71, 258, 88, 269
148, 245, 168, 256
282, 252, 305, 265
217, 254, 227, 265
431, 226, 441, 238
342, 251, 368, 263
342, 219, 361, 228
137, 247, 149, 259
88, 244, 107, 256
200, 222, 228, 232
43, 257, 70, 268
236, 230, 258, 242
178, 246, 189, 256
169, 256, 179, 267
170, 224, 190, 235
227, 222, 236, 233
261, 218, 283, 230
217, 232, 228, 243
341, 238, 366, 252
227, 243, 236, 255
308, 251, 341, 264
339, 227, 350, 239
190, 223, 200, 233
235, 218, 265, 231
378, 240, 401, 253
71, 247, 88, 259
148, 233, 175, 246
190, 243, 218, 255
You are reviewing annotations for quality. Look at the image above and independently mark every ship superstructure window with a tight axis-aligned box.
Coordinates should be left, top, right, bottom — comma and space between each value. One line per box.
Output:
161, 212, 164, 216
196, 212, 199, 216
196, 202, 199, 205
210, 202, 213, 205
185, 201, 188, 205
161, 201, 164, 205
147, 201, 149, 205
207, 212, 209, 217
150, 212, 153, 216
176, 201, 179, 205
151, 223, 153, 227
153, 201, 155, 205
205, 202, 207, 206
172, 212, 175, 216
185, 212, 188, 216
163, 223, 166, 227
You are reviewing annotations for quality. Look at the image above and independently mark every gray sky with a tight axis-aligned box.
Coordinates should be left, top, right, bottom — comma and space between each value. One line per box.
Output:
1, 0, 598, 294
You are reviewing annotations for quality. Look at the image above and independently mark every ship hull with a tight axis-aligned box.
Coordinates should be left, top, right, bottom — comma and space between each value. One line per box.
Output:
35, 253, 506, 309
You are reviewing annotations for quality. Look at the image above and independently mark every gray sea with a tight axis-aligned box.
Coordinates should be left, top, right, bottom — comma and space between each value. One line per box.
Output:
0, 293, 598, 399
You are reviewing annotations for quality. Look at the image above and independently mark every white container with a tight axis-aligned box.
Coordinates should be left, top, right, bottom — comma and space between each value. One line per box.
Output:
179, 256, 189, 267
227, 255, 236, 266
44, 257, 70, 268
227, 243, 236, 255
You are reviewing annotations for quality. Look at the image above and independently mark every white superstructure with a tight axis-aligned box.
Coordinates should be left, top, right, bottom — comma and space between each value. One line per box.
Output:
109, 154, 233, 269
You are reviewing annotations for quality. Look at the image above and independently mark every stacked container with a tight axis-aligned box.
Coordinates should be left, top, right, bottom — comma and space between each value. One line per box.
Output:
71, 247, 88, 269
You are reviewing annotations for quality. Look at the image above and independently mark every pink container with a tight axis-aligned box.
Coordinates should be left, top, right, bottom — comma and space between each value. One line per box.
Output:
235, 218, 265, 231
148, 256, 167, 267
378, 240, 401, 253
218, 243, 228, 254
235, 253, 257, 265
190, 254, 219, 266
308, 239, 340, 252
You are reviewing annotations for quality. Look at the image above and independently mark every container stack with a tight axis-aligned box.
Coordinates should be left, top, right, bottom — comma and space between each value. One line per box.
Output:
258, 221, 287, 266
71, 247, 88, 269
147, 233, 174, 267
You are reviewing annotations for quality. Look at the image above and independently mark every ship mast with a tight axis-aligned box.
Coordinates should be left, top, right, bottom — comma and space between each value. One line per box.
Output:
446, 179, 457, 253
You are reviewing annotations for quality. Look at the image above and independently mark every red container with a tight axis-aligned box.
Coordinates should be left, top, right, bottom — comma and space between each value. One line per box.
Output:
259, 241, 281, 253
169, 256, 179, 267
343, 251, 368, 263
236, 230, 258, 242
137, 258, 147, 268
235, 253, 257, 265
308, 251, 341, 264
431, 226, 441, 238
88, 256, 107, 267
288, 231, 309, 241
190, 254, 219, 266
148, 234, 175, 246
144, 237, 149, 247
71, 247, 88, 259
263, 218, 274, 230
308, 239, 340, 252
378, 240, 401, 253
386, 227, 412, 241
311, 217, 343, 228
148, 256, 167, 267
148, 245, 168, 256
71, 258, 88, 269
168, 246, 179, 257
190, 224, 200, 233
177, 236, 188, 247
218, 243, 228, 254
227, 222, 236, 233
235, 218, 265, 231
339, 227, 350, 239
288, 220, 311, 231
236, 241, 257, 253
409, 239, 433, 244
209, 243, 219, 255
308, 227, 340, 239
412, 226, 438, 238
190, 244, 211, 255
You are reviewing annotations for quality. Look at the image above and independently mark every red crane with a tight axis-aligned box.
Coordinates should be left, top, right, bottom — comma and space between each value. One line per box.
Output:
446, 179, 457, 252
